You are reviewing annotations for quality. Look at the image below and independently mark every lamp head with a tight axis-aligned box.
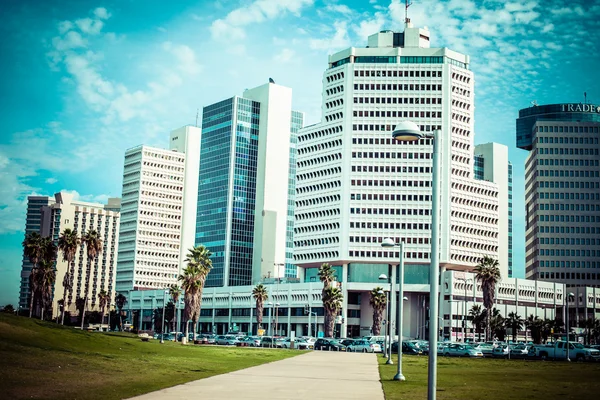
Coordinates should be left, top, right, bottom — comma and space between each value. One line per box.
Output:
378, 273, 388, 281
392, 121, 423, 141
381, 237, 396, 248
568, 292, 575, 297
377, 290, 384, 295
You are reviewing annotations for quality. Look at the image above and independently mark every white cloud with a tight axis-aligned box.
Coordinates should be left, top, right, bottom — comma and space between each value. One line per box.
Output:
60, 190, 111, 204
542, 23, 554, 33
274, 48, 295, 63
93, 7, 111, 20
210, 0, 314, 41
163, 42, 202, 74
309, 21, 350, 52
352, 12, 387, 42
45, 178, 58, 184
326, 4, 353, 15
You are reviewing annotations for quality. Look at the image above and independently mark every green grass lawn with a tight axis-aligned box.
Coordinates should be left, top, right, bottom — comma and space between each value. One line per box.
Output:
0, 313, 299, 399
379, 353, 600, 400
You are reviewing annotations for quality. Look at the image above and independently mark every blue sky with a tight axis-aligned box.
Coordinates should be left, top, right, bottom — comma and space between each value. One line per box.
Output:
1, 0, 599, 306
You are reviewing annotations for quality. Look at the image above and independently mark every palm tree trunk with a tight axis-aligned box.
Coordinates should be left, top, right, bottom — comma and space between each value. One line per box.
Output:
80, 295, 87, 330
29, 292, 35, 318
61, 293, 67, 325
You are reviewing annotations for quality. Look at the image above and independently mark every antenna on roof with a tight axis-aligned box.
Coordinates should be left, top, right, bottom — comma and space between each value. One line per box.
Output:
584, 92, 587, 104
405, 0, 412, 26
195, 108, 199, 127
531, 100, 538, 107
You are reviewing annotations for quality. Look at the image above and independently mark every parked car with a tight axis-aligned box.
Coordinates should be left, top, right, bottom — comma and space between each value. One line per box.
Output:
529, 341, 600, 361
391, 341, 423, 355
474, 343, 494, 357
347, 339, 381, 353
260, 336, 284, 348
314, 338, 347, 351
216, 335, 239, 345
341, 339, 355, 347
200, 334, 216, 344
297, 337, 316, 350
443, 343, 483, 357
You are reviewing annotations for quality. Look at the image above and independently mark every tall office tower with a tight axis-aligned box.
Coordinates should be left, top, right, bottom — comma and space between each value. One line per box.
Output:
18, 196, 52, 310
116, 145, 186, 296
517, 103, 600, 287
294, 22, 508, 303
169, 127, 202, 273
473, 143, 511, 278
197, 82, 303, 287
38, 192, 120, 316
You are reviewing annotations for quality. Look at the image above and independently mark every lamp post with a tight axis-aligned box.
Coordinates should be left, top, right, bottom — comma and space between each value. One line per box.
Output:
382, 238, 406, 381
566, 292, 574, 362
267, 301, 273, 337
391, 122, 440, 399
275, 302, 281, 337
160, 290, 167, 344
379, 273, 393, 365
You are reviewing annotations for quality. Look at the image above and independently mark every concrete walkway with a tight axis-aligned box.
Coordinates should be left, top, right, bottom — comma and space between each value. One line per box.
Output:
130, 351, 384, 400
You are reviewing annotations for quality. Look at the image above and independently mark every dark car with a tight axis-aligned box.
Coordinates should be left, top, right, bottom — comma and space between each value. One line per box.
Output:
341, 339, 355, 347
391, 341, 423, 355
314, 338, 347, 351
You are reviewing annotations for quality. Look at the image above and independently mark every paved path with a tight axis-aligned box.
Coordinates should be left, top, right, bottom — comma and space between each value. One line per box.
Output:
130, 351, 384, 400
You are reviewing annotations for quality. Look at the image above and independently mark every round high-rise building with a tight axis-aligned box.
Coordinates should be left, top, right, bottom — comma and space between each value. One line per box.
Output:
517, 103, 600, 287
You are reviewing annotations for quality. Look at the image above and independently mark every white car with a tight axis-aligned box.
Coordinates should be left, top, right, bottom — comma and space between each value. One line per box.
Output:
347, 339, 381, 353
216, 335, 239, 345
443, 344, 483, 357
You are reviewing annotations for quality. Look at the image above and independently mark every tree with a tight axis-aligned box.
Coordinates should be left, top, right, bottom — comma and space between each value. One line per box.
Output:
505, 312, 524, 342
98, 290, 110, 330
2, 304, 15, 314
369, 287, 387, 335
322, 286, 343, 338
318, 263, 339, 337
22, 232, 44, 318
115, 293, 127, 331
75, 297, 86, 325
81, 230, 103, 329
526, 315, 544, 344
179, 245, 212, 341
252, 284, 269, 332
474, 256, 501, 341
58, 228, 80, 325
469, 304, 485, 340
37, 257, 57, 321
169, 284, 182, 333
488, 308, 505, 341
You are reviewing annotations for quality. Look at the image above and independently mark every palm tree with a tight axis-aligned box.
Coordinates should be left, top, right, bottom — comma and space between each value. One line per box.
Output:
252, 284, 269, 333
322, 286, 343, 337
526, 315, 543, 344
22, 232, 44, 318
115, 293, 127, 331
58, 228, 80, 325
369, 287, 387, 335
37, 256, 57, 321
179, 245, 212, 342
81, 230, 103, 329
474, 256, 501, 341
75, 297, 86, 326
488, 308, 505, 341
505, 312, 524, 342
317, 263, 336, 288
169, 284, 182, 333
98, 290, 110, 330
469, 304, 485, 340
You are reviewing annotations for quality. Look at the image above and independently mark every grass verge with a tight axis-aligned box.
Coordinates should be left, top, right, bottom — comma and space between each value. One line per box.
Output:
379, 353, 600, 400
0, 313, 300, 399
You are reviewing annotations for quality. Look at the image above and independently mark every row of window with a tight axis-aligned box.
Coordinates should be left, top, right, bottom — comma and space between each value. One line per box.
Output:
353, 123, 441, 132
294, 222, 340, 234
353, 68, 443, 78
296, 180, 341, 194
297, 152, 341, 169
536, 125, 599, 133
298, 125, 342, 143
353, 83, 445, 93
295, 194, 341, 208
537, 169, 599, 178
538, 214, 599, 223
352, 164, 432, 173
537, 226, 600, 234
297, 167, 341, 182
540, 272, 599, 281
537, 181, 599, 189
537, 147, 599, 155
539, 260, 600, 269
350, 193, 431, 202
325, 85, 344, 96
537, 135, 598, 144
536, 158, 599, 167
538, 237, 598, 246
539, 248, 599, 257
295, 237, 340, 247
351, 179, 432, 188
325, 98, 343, 109
296, 208, 340, 220
352, 151, 433, 160
536, 191, 599, 200
326, 71, 344, 82
350, 207, 431, 216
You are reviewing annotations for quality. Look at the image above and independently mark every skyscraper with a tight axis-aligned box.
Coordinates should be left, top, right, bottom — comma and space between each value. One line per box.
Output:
116, 126, 200, 297
19, 196, 52, 310
40, 192, 120, 317
517, 103, 600, 286
196, 82, 303, 287
293, 21, 509, 329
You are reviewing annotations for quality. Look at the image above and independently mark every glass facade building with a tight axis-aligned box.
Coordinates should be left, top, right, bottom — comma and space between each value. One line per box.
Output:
197, 97, 260, 287
286, 111, 304, 277
508, 162, 513, 277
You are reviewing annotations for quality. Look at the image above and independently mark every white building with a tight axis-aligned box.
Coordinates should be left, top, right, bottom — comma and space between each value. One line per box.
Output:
116, 126, 201, 297
39, 192, 121, 317
196, 82, 303, 288
293, 23, 509, 337
128, 271, 581, 339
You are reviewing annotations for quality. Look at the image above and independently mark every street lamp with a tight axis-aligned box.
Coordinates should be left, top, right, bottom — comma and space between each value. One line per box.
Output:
382, 238, 406, 381
267, 301, 274, 337
160, 290, 168, 344
566, 292, 575, 362
379, 273, 393, 365
392, 122, 440, 398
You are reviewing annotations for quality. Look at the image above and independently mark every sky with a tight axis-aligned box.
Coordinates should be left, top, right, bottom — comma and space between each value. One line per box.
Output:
1, 0, 599, 306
